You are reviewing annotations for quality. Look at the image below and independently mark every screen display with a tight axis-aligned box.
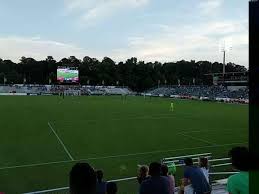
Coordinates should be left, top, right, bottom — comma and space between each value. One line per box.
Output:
57, 67, 79, 83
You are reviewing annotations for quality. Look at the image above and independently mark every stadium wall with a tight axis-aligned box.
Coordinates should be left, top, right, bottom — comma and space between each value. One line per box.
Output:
0, 93, 27, 96
150, 94, 249, 104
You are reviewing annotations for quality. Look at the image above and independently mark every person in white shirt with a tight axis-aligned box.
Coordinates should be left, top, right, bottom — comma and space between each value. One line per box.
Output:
199, 157, 209, 183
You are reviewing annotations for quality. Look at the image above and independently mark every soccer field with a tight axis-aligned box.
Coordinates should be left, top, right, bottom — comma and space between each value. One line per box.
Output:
0, 96, 248, 194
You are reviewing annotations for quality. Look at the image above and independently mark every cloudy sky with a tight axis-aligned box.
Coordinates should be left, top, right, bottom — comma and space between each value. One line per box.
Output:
0, 0, 248, 66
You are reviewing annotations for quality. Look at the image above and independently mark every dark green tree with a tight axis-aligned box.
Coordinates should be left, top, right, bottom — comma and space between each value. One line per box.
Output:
0, 56, 247, 90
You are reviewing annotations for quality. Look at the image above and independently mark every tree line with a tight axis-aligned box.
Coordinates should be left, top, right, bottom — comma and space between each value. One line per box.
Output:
0, 56, 247, 91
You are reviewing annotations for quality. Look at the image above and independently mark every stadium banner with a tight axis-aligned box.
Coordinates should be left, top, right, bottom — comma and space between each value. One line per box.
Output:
215, 97, 230, 102
170, 95, 180, 98
200, 97, 209, 100
0, 93, 27, 96
190, 96, 199, 100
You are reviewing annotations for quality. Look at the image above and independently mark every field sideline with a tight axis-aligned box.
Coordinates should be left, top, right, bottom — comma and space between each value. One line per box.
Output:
0, 96, 248, 194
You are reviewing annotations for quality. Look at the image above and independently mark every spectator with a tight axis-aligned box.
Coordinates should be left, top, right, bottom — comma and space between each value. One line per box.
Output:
96, 170, 106, 194
139, 162, 170, 194
168, 162, 177, 187
183, 158, 211, 194
137, 165, 149, 184
199, 157, 209, 183
227, 147, 249, 194
106, 182, 118, 194
167, 162, 176, 176
161, 164, 175, 194
69, 163, 96, 194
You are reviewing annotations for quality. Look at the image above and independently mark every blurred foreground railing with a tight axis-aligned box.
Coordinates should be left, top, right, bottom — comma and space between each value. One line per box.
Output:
23, 153, 237, 194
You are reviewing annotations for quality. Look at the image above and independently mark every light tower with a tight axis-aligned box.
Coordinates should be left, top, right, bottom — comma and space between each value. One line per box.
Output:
222, 47, 226, 75
219, 38, 232, 76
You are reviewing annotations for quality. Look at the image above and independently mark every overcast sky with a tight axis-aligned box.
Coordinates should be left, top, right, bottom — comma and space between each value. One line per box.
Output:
0, 0, 248, 66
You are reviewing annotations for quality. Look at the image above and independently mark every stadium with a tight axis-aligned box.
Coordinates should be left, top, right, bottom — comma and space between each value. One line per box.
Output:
0, 58, 249, 194
0, 0, 255, 194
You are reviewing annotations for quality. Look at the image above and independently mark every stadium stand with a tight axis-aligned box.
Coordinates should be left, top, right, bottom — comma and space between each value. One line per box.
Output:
0, 84, 248, 105
145, 86, 248, 103
146, 86, 248, 99
0, 85, 132, 96
0, 84, 248, 100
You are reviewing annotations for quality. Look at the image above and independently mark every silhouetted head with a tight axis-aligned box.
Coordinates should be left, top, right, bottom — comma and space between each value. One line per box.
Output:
229, 147, 250, 171
149, 162, 161, 176
69, 163, 96, 194
96, 170, 103, 183
106, 182, 118, 194
184, 157, 193, 166
139, 165, 149, 177
161, 164, 169, 176
199, 157, 209, 169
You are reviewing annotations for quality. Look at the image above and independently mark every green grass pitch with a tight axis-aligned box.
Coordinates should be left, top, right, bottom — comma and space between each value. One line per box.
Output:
0, 96, 248, 194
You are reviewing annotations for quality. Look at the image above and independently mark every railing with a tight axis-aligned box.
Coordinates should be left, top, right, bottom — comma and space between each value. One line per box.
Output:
23, 172, 237, 194
161, 152, 212, 165
23, 177, 138, 194
23, 153, 236, 194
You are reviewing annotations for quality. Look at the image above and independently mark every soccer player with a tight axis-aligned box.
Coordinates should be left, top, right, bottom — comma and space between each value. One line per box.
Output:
170, 102, 174, 112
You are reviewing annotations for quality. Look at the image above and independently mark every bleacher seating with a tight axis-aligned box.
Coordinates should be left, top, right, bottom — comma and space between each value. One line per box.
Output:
146, 86, 248, 100
0, 85, 132, 95
0, 84, 248, 99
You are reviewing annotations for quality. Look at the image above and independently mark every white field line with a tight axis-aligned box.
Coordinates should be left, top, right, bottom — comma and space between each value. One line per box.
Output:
108, 176, 136, 182
48, 122, 74, 161
178, 127, 246, 134
178, 132, 216, 146
23, 186, 69, 194
0, 142, 247, 171
0, 160, 71, 170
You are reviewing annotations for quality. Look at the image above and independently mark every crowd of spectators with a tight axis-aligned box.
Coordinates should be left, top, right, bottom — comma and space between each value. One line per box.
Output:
0, 84, 131, 95
147, 86, 248, 100
0, 84, 248, 100
0, 84, 49, 93
68, 146, 250, 194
